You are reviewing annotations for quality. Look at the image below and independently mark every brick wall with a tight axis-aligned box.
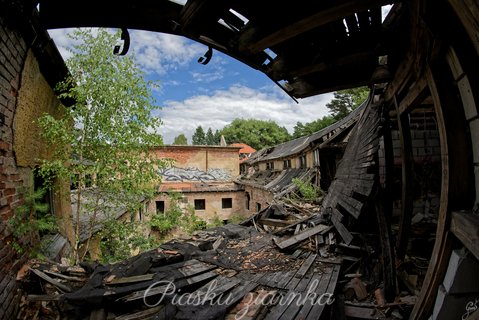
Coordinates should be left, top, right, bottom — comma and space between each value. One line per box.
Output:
0, 5, 68, 318
152, 145, 241, 177
0, 14, 30, 319
244, 185, 274, 215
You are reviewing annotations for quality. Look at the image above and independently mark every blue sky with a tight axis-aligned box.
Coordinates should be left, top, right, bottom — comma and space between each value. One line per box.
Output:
48, 28, 335, 144
48, 5, 391, 144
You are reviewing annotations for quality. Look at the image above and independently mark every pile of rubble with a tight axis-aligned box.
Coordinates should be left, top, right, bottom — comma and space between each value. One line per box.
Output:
17, 208, 421, 320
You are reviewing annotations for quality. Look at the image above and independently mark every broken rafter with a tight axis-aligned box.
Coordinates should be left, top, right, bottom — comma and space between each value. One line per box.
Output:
274, 224, 331, 250
29, 267, 72, 293
238, 0, 393, 54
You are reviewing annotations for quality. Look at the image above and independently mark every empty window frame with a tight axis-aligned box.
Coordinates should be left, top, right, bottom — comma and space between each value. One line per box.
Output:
222, 198, 233, 209
156, 201, 165, 213
194, 199, 206, 210
283, 159, 291, 169
299, 155, 307, 169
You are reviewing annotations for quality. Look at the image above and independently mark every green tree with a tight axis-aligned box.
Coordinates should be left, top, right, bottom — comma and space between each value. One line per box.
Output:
214, 129, 221, 144
219, 118, 290, 150
173, 134, 188, 145
205, 127, 217, 145
326, 87, 369, 120
192, 126, 206, 145
292, 115, 336, 139
37, 28, 165, 263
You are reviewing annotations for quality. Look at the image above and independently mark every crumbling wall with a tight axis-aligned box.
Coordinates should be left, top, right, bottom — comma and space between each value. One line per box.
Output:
14, 50, 63, 167
243, 185, 274, 214
0, 12, 67, 319
0, 14, 31, 319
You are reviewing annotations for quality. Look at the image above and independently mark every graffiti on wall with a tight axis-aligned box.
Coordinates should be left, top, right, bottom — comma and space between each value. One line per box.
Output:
159, 167, 231, 182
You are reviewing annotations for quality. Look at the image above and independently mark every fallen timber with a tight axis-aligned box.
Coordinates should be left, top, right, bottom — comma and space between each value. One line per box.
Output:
18, 224, 342, 320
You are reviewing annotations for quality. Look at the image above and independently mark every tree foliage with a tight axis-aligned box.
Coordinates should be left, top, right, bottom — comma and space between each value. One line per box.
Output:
37, 28, 165, 262
292, 115, 336, 139
192, 126, 221, 145
8, 187, 57, 256
205, 128, 217, 145
192, 126, 206, 145
326, 87, 369, 120
219, 118, 290, 150
173, 134, 188, 145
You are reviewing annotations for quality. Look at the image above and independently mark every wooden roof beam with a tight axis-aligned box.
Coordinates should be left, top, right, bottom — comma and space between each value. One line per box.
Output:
238, 0, 395, 55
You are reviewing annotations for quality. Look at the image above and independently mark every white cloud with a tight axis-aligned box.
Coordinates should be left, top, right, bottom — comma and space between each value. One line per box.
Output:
48, 28, 206, 76
47, 28, 77, 60
131, 31, 205, 75
156, 84, 333, 144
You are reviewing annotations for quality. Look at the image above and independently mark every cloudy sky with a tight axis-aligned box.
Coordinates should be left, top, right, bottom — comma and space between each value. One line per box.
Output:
47, 5, 392, 144
47, 28, 334, 144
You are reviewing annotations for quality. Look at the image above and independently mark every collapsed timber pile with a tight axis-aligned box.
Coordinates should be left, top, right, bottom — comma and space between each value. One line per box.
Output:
18, 224, 342, 320
240, 99, 419, 319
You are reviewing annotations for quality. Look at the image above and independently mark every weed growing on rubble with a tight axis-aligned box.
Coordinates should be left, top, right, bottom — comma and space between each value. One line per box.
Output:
292, 178, 322, 201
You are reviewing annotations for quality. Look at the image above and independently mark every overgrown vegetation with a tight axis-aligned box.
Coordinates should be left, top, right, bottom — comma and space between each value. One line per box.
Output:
292, 178, 322, 201
99, 219, 159, 263
149, 192, 208, 238
37, 28, 166, 263
8, 188, 57, 256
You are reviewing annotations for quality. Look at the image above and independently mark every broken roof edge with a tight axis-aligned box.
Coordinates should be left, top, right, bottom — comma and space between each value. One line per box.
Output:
246, 91, 372, 164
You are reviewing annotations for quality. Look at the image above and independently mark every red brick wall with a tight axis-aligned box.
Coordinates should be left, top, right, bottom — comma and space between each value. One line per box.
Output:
0, 14, 30, 319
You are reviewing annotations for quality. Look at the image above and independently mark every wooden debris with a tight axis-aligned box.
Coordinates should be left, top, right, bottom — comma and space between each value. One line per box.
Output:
107, 273, 154, 285
344, 305, 384, 319
274, 224, 331, 250
27, 294, 62, 301
29, 267, 72, 293
375, 288, 386, 306
351, 277, 368, 301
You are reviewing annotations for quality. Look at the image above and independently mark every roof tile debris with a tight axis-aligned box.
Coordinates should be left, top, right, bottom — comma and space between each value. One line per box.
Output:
18, 224, 343, 320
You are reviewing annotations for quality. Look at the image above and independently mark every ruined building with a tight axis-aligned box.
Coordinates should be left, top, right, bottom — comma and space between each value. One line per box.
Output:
150, 145, 246, 222
2, 0, 479, 319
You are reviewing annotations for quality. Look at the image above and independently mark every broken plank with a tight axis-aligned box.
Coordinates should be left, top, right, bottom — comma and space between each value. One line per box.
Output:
295, 254, 317, 279
265, 274, 317, 320
178, 261, 217, 278
43, 270, 86, 282
351, 277, 368, 300
304, 264, 341, 320
272, 215, 313, 235
107, 274, 155, 285
451, 211, 479, 261
260, 218, 294, 228
192, 276, 241, 302
275, 224, 331, 250
114, 305, 165, 320
276, 269, 299, 289
29, 267, 72, 293
281, 275, 323, 320
331, 209, 354, 245
121, 270, 219, 302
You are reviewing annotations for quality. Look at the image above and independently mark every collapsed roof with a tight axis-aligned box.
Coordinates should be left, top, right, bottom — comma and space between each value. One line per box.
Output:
37, 0, 399, 99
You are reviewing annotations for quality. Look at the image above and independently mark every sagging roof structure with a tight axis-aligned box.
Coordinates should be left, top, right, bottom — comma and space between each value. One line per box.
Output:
246, 97, 365, 165
36, 0, 396, 100
3, 0, 479, 319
